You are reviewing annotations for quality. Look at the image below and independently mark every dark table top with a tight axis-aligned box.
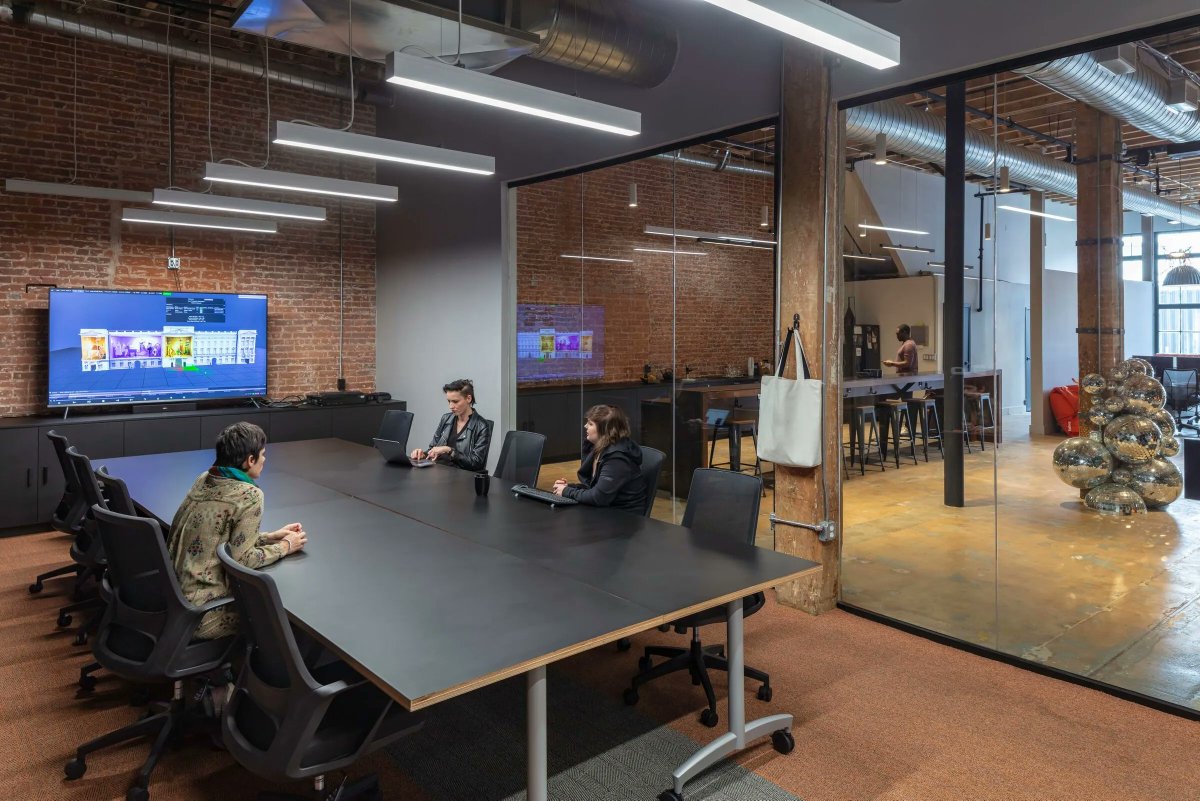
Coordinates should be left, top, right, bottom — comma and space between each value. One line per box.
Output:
96, 439, 819, 710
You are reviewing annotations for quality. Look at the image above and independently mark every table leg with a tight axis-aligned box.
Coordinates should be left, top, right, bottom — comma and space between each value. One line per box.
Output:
528, 666, 547, 801
730, 426, 742, 473
878, 409, 891, 461
666, 598, 794, 798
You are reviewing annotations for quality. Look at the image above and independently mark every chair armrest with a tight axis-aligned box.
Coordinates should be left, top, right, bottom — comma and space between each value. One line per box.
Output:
196, 596, 236, 615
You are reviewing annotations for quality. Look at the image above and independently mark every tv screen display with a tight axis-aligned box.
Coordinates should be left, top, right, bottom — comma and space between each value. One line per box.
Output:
517, 303, 604, 383
48, 288, 268, 407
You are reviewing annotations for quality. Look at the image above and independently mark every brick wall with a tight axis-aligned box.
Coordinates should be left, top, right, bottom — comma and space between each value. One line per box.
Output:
516, 154, 776, 386
0, 24, 377, 416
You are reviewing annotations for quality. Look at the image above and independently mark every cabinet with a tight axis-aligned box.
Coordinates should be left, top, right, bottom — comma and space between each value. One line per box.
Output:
0, 428, 39, 529
271, 409, 331, 442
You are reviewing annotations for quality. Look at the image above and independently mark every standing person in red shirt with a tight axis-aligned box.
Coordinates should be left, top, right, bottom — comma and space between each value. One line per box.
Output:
883, 324, 919, 376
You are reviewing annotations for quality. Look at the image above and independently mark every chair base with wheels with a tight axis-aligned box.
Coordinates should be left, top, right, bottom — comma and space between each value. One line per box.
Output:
258, 773, 383, 801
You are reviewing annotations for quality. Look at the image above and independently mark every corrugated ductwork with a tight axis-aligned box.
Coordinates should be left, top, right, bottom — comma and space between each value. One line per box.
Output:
1015, 51, 1200, 144
846, 100, 1200, 225
24, 10, 356, 101
527, 0, 678, 88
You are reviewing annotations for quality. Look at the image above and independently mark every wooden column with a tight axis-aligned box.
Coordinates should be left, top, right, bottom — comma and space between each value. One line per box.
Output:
1074, 103, 1125, 433
773, 42, 841, 614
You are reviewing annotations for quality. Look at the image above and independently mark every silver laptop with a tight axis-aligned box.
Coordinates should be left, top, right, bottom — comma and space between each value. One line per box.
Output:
373, 438, 437, 467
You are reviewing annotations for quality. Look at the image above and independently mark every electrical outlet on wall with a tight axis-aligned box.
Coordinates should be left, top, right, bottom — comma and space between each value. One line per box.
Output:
923, 353, 937, 361
167, 257, 181, 270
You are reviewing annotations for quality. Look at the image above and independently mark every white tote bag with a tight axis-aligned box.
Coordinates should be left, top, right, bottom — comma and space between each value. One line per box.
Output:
758, 325, 823, 468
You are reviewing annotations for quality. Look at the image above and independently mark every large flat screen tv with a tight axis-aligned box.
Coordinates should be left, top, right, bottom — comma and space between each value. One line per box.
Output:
517, 303, 604, 383
48, 288, 268, 407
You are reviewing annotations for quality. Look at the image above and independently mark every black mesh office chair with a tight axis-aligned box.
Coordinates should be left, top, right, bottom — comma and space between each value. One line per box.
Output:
29, 431, 88, 595
65, 506, 237, 801
493, 429, 546, 486
615, 446, 668, 654
1163, 369, 1200, 434
376, 409, 414, 445
217, 545, 425, 800
623, 469, 771, 728
56, 447, 111, 644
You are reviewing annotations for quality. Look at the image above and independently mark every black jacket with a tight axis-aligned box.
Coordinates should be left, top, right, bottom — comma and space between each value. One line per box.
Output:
562, 438, 647, 514
428, 412, 492, 472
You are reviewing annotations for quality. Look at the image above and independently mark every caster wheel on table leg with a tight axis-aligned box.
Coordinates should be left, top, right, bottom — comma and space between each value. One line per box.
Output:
699, 708, 719, 728
64, 758, 87, 780
771, 729, 795, 754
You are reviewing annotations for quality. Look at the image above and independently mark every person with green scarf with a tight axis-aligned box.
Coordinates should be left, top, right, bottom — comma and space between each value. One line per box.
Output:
167, 422, 307, 641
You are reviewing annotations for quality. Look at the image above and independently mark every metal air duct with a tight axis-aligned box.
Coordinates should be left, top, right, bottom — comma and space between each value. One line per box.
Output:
652, 151, 774, 177
845, 99, 1200, 225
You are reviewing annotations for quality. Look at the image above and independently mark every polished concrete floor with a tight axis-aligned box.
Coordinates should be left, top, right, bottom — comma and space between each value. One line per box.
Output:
541, 421, 1200, 711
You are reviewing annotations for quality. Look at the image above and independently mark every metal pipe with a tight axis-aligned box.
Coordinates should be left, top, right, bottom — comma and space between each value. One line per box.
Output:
653, 151, 774, 177
943, 83, 966, 509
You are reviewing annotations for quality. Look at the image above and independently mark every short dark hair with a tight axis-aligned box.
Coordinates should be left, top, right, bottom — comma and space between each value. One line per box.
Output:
443, 378, 476, 406
898, 324, 911, 339
214, 422, 267, 468
586, 404, 631, 453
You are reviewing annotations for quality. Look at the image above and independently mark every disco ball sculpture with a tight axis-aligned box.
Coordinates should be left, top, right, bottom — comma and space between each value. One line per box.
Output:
1053, 369, 1184, 515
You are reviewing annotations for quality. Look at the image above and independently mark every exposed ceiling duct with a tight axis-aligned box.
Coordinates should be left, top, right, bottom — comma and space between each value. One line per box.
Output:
1015, 50, 1200, 144
653, 151, 774, 177
845, 99, 1200, 225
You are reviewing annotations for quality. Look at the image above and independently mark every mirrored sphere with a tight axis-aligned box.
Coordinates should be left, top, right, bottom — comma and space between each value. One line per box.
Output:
1086, 405, 1115, 430
1052, 437, 1115, 489
1080, 373, 1107, 395
1084, 483, 1148, 516
1088, 429, 1105, 442
1108, 365, 1131, 383
1149, 409, 1177, 438
1119, 374, 1166, 414
1128, 458, 1183, 509
1102, 394, 1125, 414
1159, 435, 1181, 458
1134, 358, 1156, 378
1121, 358, 1149, 377
1111, 468, 1134, 486
1102, 415, 1163, 465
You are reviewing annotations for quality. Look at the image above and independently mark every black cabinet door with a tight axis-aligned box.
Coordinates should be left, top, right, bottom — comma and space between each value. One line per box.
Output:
201, 412, 271, 447
0, 428, 39, 529
270, 409, 332, 442
331, 404, 399, 446
37, 422, 125, 523
124, 417, 203, 456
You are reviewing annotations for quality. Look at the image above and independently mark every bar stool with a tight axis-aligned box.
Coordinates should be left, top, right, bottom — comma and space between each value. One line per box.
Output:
876, 399, 918, 468
843, 405, 885, 475
708, 414, 761, 477
966, 392, 996, 451
906, 397, 944, 461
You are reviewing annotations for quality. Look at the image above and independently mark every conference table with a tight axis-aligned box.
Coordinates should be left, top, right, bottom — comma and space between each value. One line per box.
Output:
96, 438, 819, 801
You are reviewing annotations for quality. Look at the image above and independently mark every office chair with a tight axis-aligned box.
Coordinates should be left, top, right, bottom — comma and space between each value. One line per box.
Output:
29, 430, 88, 595
623, 469, 771, 728
55, 447, 111, 644
1163, 369, 1200, 434
376, 409, 414, 446
217, 544, 425, 800
493, 429, 546, 486
615, 446, 668, 653
65, 506, 237, 801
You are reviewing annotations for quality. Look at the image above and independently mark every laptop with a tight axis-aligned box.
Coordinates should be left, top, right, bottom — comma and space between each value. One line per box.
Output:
372, 438, 437, 467
705, 408, 731, 427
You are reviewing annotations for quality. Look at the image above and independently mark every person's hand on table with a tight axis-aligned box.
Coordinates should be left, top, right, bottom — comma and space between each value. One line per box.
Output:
410, 447, 428, 460
427, 445, 454, 461
266, 523, 307, 556
552, 479, 569, 497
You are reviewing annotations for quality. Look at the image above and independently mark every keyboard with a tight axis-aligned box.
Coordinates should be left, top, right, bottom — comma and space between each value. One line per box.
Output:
511, 484, 579, 507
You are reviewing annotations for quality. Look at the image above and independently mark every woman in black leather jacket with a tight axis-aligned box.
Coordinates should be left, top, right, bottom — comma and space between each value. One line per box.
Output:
552, 404, 647, 514
410, 379, 492, 471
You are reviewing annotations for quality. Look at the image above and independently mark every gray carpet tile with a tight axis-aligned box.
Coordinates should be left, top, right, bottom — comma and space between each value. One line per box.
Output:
387, 668, 800, 801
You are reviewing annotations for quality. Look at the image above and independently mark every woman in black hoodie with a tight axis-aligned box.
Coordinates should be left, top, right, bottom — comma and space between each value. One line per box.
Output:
552, 404, 647, 514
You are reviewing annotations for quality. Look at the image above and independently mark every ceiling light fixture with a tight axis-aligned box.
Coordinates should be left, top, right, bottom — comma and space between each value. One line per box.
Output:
699, 238, 776, 250
152, 189, 325, 221
633, 247, 707, 256
643, 224, 776, 246
697, 0, 899, 70
984, 222, 992, 241
1168, 219, 1182, 225
927, 261, 946, 268
386, 51, 641, 136
858, 223, 928, 236
998, 204, 1073, 222
121, 209, 277, 233
880, 244, 935, 254
559, 254, 634, 263
874, 132, 888, 165
204, 163, 398, 202
998, 165, 1011, 193
273, 121, 495, 175
843, 253, 887, 261
629, 182, 639, 208
5, 178, 152, 203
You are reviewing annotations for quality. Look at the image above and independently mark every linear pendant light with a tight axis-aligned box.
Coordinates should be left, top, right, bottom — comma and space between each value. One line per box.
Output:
122, 208, 277, 233
880, 244, 934, 254
858, 223, 928, 236
387, 52, 641, 137
560, 254, 633, 263
5, 178, 152, 203
204, 163, 398, 202
273, 122, 495, 175
644, 224, 776, 246
634, 247, 707, 256
843, 253, 887, 261
153, 189, 326, 221
698, 0, 900, 70
998, 204, 1073, 222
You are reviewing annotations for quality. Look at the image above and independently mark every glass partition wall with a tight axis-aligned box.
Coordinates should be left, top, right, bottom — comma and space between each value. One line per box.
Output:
842, 32, 1200, 715
514, 127, 778, 529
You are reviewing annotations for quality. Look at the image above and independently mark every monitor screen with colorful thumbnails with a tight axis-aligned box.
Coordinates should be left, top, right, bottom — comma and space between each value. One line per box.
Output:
516, 303, 605, 383
48, 288, 268, 407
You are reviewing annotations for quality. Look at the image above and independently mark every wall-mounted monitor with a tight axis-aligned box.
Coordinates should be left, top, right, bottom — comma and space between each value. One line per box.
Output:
517, 303, 604, 383
48, 288, 268, 407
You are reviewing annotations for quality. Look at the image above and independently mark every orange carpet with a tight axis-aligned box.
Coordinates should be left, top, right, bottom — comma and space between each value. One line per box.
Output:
5, 530, 1199, 801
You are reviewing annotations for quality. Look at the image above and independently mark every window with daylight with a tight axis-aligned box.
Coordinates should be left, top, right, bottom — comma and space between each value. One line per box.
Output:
1155, 230, 1200, 355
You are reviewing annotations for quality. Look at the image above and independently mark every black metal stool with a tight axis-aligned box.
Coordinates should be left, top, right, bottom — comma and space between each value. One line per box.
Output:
843, 405, 885, 475
906, 397, 944, 461
967, 392, 996, 451
876, 399, 918, 467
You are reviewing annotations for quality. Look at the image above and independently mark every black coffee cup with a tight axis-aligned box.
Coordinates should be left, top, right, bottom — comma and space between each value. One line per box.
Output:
474, 472, 491, 497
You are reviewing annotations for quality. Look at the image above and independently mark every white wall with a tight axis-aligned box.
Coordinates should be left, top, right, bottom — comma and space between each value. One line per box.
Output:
845, 276, 941, 374
1126, 279, 1156, 358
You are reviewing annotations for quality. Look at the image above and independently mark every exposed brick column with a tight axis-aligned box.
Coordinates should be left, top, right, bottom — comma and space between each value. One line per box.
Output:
773, 42, 841, 614
1074, 104, 1124, 433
